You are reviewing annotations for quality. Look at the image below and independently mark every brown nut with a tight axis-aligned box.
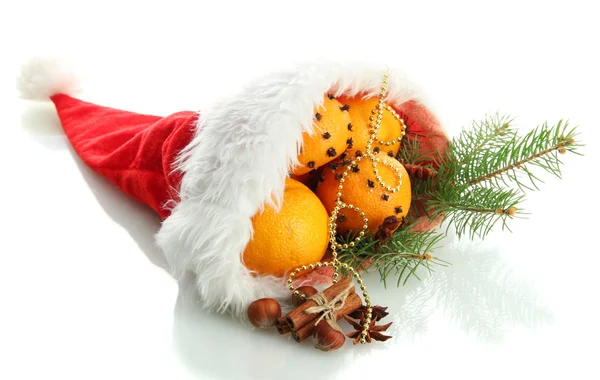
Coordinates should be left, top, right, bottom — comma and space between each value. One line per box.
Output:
312, 319, 346, 351
247, 298, 281, 328
292, 286, 318, 307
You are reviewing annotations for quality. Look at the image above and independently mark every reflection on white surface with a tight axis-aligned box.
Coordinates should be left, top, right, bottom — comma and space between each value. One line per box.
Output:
69, 142, 554, 376
20, 101, 170, 272
389, 240, 553, 342
171, 237, 553, 379
70, 147, 169, 271
64, 145, 555, 356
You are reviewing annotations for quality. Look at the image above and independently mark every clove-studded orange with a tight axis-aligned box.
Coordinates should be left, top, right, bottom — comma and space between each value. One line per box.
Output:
339, 96, 405, 158
243, 178, 329, 276
316, 151, 411, 235
291, 94, 352, 175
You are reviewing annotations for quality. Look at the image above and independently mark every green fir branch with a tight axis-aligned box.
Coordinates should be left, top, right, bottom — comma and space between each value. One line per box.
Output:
396, 137, 438, 200
429, 118, 580, 238
396, 135, 431, 165
335, 113, 581, 286
452, 113, 516, 161
428, 186, 525, 239
337, 226, 447, 287
454, 120, 579, 190
439, 113, 517, 186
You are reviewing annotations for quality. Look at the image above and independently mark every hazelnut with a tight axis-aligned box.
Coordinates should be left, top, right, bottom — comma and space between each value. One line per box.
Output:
312, 319, 346, 351
247, 298, 281, 328
291, 286, 318, 307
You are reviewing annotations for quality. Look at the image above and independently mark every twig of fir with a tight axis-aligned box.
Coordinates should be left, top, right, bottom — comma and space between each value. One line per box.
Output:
418, 115, 580, 238
337, 226, 448, 287
338, 113, 581, 285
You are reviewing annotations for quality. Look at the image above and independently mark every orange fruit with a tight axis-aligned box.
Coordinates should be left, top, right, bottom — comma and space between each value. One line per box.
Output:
292, 94, 352, 175
340, 97, 404, 158
243, 178, 329, 276
316, 151, 411, 235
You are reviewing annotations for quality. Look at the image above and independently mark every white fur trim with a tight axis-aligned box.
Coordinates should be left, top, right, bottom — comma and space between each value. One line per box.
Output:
156, 61, 426, 317
16, 57, 80, 100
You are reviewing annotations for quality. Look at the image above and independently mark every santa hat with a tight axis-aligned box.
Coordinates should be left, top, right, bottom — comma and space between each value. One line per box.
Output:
17, 58, 448, 316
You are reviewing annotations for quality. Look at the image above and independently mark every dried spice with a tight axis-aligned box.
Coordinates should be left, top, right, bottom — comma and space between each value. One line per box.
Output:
375, 215, 400, 243
404, 163, 437, 180
344, 315, 393, 344
348, 305, 389, 321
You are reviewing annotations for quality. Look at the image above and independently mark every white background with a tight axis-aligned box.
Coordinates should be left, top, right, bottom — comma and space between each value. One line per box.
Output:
1, 1, 599, 379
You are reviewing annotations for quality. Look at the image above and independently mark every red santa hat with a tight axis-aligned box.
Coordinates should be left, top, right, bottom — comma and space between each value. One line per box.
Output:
17, 58, 448, 316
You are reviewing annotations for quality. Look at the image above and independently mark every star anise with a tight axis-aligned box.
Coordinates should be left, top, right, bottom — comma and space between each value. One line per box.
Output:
348, 305, 389, 321
375, 215, 401, 243
344, 315, 393, 344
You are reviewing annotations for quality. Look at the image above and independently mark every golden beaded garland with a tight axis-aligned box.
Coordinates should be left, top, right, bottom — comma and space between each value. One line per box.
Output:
287, 68, 406, 344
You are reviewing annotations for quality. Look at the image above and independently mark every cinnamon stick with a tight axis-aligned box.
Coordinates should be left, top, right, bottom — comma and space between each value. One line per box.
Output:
275, 317, 291, 334
291, 292, 362, 342
285, 277, 354, 330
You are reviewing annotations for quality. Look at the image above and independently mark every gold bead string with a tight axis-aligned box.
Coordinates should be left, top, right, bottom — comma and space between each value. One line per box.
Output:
365, 78, 406, 193
369, 105, 407, 146
287, 68, 406, 344
287, 261, 333, 287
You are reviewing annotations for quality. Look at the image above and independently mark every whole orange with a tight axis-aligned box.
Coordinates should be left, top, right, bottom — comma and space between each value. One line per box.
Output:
315, 151, 411, 235
243, 178, 329, 276
340, 97, 404, 158
292, 94, 352, 175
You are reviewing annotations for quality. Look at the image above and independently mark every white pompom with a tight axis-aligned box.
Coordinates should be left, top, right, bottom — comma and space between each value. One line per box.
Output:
16, 57, 80, 101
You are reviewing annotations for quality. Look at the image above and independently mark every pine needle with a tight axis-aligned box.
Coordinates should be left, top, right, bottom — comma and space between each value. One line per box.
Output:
335, 113, 581, 284
337, 225, 446, 287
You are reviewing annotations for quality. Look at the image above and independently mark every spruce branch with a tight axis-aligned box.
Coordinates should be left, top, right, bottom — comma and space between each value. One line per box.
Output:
335, 113, 581, 285
438, 113, 517, 187
428, 186, 525, 239
457, 120, 579, 190
428, 117, 580, 239
337, 225, 447, 287
396, 137, 439, 200
452, 113, 516, 161
396, 135, 432, 165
